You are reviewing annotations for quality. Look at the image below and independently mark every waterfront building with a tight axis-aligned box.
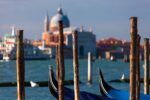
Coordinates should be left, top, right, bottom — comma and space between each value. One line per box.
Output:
0, 27, 16, 54
33, 8, 96, 58
96, 38, 130, 59
0, 27, 50, 60
96, 37, 149, 60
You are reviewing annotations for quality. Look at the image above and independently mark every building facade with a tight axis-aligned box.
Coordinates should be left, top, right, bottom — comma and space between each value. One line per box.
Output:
34, 8, 96, 58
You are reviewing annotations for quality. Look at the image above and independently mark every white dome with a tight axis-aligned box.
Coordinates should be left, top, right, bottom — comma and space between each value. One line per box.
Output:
50, 8, 70, 32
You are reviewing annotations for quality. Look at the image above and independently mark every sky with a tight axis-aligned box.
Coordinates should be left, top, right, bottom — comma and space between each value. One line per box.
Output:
0, 0, 150, 42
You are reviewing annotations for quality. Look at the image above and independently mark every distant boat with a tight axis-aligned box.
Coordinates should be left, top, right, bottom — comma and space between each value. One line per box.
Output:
99, 69, 150, 100
3, 43, 50, 60
110, 56, 116, 61
3, 53, 10, 61
48, 67, 113, 100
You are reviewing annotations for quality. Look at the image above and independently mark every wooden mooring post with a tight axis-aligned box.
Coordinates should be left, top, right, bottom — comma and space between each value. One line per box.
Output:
88, 52, 92, 84
136, 35, 140, 100
58, 21, 65, 100
16, 30, 25, 100
72, 30, 80, 100
144, 38, 149, 94
130, 17, 137, 100
56, 45, 59, 81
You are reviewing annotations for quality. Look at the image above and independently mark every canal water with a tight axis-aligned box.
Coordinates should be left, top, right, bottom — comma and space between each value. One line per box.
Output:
0, 59, 146, 100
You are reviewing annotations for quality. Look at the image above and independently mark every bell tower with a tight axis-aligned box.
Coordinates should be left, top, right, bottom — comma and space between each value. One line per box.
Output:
44, 12, 49, 32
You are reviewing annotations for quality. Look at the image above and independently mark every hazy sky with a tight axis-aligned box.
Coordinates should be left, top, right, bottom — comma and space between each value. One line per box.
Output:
0, 0, 150, 41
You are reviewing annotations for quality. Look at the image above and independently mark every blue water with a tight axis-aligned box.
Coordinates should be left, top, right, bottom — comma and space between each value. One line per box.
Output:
0, 59, 146, 100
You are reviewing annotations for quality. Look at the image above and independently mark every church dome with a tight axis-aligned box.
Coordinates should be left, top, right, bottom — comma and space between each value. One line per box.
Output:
50, 8, 70, 32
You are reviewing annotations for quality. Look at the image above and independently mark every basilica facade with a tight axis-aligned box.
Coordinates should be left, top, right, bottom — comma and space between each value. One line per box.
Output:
34, 8, 96, 58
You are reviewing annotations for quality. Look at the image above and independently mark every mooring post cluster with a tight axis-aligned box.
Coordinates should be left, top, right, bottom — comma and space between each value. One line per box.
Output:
56, 21, 81, 100
14, 16, 150, 100
130, 17, 150, 100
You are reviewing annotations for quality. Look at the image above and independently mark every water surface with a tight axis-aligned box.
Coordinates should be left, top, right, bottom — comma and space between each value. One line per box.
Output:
0, 59, 145, 100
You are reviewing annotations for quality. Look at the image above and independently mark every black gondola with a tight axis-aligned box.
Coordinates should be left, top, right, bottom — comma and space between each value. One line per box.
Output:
48, 66, 114, 100
99, 69, 150, 100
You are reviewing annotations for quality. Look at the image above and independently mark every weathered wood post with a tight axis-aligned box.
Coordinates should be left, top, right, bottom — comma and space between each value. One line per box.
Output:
136, 35, 140, 100
88, 52, 92, 84
72, 30, 80, 100
16, 30, 25, 100
58, 20, 65, 100
144, 38, 149, 94
56, 45, 59, 81
130, 17, 137, 100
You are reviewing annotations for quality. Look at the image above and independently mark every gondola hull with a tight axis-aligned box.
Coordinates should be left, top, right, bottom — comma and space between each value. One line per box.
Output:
48, 67, 114, 100
99, 69, 150, 100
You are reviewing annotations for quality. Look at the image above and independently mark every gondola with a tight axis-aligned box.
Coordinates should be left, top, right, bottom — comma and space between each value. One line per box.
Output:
48, 66, 114, 100
99, 69, 150, 100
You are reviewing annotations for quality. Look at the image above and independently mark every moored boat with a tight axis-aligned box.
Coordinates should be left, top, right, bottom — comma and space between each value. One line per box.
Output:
2, 53, 10, 61
99, 69, 150, 100
48, 66, 114, 100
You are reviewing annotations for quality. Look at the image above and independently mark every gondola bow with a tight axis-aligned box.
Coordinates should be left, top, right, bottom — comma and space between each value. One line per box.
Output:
99, 69, 150, 100
48, 66, 114, 100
